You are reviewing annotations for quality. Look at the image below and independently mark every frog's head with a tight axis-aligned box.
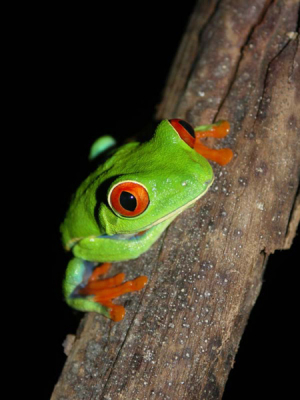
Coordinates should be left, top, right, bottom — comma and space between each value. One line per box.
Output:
98, 119, 214, 236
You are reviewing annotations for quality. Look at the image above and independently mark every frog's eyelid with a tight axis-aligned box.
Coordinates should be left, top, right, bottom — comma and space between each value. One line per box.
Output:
168, 119, 195, 148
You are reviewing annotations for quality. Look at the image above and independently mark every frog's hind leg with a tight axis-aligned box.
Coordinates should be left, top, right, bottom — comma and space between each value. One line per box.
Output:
63, 258, 147, 321
193, 120, 233, 166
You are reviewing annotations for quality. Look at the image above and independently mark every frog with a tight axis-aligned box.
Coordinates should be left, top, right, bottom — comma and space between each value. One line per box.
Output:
61, 119, 233, 321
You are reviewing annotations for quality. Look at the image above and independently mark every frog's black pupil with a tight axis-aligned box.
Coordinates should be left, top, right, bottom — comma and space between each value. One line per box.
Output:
179, 120, 195, 138
120, 191, 137, 211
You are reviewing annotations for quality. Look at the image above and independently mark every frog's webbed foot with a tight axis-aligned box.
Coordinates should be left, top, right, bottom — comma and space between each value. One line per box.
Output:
64, 259, 148, 321
79, 262, 148, 321
193, 120, 233, 166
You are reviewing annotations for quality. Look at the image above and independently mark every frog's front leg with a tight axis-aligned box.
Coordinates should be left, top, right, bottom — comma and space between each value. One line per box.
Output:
194, 120, 233, 166
63, 258, 147, 321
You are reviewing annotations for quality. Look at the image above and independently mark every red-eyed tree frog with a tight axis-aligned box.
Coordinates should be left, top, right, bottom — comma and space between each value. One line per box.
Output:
61, 119, 233, 321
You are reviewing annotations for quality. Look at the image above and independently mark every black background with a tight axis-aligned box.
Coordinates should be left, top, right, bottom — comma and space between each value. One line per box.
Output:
31, 1, 299, 398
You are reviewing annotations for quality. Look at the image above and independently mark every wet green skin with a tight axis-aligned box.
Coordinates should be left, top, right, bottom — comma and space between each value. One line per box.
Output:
61, 119, 214, 316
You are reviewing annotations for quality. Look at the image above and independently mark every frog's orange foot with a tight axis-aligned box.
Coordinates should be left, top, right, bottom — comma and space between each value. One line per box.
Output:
79, 263, 148, 321
194, 120, 233, 166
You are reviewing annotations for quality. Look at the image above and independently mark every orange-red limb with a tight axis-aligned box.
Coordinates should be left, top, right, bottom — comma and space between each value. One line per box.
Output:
194, 120, 233, 166
79, 273, 126, 294
93, 276, 148, 302
194, 142, 233, 166
195, 120, 230, 138
89, 262, 111, 282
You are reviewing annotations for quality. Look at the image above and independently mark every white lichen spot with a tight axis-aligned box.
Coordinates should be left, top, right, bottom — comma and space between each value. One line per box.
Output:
286, 31, 298, 40
256, 167, 264, 174
222, 227, 228, 235
257, 202, 264, 211
238, 177, 247, 186
143, 350, 153, 362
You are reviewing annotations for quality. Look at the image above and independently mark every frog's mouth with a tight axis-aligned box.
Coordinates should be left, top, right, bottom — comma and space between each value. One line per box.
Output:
97, 228, 151, 241
98, 178, 214, 240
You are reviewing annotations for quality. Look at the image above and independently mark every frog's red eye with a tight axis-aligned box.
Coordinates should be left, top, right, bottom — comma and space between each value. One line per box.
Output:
109, 181, 149, 217
169, 119, 195, 148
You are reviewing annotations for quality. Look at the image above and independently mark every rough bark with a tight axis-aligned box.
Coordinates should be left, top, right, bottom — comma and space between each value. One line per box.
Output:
52, 0, 300, 399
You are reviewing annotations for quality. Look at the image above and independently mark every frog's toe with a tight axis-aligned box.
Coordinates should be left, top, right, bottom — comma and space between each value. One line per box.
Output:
98, 301, 126, 322
89, 262, 111, 281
